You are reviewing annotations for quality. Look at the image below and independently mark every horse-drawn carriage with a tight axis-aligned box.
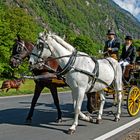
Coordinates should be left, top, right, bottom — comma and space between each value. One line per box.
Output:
10, 33, 140, 134
123, 64, 140, 116
100, 63, 140, 117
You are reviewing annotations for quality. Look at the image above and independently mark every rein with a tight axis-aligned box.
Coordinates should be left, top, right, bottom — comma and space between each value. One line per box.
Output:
34, 51, 109, 88
30, 52, 45, 59
30, 35, 112, 87
17, 41, 32, 54
31, 50, 78, 76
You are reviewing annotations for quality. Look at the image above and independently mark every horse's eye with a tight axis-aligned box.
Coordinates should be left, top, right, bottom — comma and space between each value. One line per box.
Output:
38, 43, 44, 49
17, 59, 20, 62
17, 46, 23, 53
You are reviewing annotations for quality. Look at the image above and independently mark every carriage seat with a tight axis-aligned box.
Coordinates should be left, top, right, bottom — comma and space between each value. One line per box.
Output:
124, 63, 140, 79
124, 64, 134, 78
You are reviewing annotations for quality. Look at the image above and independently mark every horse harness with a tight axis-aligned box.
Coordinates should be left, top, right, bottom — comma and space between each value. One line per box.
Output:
42, 50, 115, 92
12, 41, 34, 62
32, 37, 116, 88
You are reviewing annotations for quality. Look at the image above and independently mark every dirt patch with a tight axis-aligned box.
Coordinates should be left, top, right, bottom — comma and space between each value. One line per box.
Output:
121, 128, 140, 140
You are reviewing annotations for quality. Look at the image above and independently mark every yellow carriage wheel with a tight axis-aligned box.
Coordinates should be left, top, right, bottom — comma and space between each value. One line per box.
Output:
127, 86, 140, 116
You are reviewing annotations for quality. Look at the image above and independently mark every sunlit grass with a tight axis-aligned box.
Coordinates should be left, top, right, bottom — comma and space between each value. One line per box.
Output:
0, 79, 70, 96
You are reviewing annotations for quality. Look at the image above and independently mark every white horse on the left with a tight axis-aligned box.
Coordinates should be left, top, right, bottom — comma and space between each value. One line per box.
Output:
29, 32, 122, 134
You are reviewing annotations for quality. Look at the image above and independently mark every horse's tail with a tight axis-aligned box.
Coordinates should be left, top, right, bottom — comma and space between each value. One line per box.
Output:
0, 81, 10, 90
0, 86, 4, 92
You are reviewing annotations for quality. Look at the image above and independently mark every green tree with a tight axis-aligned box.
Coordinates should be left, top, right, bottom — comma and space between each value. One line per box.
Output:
73, 35, 99, 56
133, 40, 140, 50
0, 5, 42, 78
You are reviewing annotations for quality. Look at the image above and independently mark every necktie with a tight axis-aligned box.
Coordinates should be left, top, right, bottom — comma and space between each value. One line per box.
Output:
108, 41, 112, 48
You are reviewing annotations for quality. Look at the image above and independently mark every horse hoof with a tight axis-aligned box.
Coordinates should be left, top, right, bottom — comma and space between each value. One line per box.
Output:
89, 117, 94, 123
114, 117, 120, 122
113, 102, 117, 106
56, 118, 62, 123
25, 118, 32, 125
96, 119, 102, 124
67, 129, 75, 135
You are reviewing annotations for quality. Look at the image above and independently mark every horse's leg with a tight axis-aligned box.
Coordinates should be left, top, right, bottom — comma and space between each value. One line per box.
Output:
6, 88, 9, 92
72, 90, 92, 123
113, 93, 117, 106
49, 86, 62, 123
114, 90, 122, 122
1, 89, 4, 92
68, 87, 85, 134
0, 88, 4, 92
26, 83, 44, 124
114, 64, 122, 122
79, 111, 94, 122
96, 91, 105, 124
16, 87, 19, 91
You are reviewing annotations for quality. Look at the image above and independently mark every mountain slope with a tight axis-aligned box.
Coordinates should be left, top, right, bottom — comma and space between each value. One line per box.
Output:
2, 0, 140, 44
0, 0, 140, 77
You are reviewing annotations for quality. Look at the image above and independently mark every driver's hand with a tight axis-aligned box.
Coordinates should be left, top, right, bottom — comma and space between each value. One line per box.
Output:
108, 48, 112, 51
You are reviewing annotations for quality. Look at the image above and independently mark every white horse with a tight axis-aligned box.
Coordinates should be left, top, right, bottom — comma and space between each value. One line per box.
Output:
29, 32, 122, 134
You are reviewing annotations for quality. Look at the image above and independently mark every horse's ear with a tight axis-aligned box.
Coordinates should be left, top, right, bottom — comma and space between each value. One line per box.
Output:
48, 31, 52, 35
17, 34, 21, 41
43, 28, 48, 36
44, 30, 47, 36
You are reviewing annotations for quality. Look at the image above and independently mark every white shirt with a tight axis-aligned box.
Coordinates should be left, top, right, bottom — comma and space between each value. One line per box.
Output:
108, 39, 115, 47
125, 45, 130, 51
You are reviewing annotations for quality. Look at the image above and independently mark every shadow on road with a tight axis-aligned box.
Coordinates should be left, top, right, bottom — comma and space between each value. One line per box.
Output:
0, 101, 88, 133
0, 97, 130, 133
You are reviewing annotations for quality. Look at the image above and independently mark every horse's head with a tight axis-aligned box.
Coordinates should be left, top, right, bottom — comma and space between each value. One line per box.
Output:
29, 32, 52, 66
17, 78, 25, 84
10, 35, 34, 68
29, 31, 75, 71
21, 78, 25, 84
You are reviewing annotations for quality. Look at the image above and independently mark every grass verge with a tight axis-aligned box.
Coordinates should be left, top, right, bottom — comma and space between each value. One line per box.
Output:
0, 79, 70, 96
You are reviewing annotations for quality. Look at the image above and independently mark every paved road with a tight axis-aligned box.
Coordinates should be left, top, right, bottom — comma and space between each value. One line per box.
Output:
0, 92, 140, 140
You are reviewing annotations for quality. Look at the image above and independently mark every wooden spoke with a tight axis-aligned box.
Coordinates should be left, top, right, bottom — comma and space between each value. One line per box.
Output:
127, 86, 140, 116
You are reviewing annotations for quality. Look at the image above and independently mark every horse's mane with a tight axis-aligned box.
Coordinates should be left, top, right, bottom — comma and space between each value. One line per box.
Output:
18, 39, 34, 51
49, 33, 75, 52
25, 41, 34, 47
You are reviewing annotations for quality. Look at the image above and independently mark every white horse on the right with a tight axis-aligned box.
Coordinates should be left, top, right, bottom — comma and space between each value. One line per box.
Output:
29, 32, 123, 134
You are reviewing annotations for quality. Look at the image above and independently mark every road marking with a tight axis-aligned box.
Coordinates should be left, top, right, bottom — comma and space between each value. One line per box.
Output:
94, 117, 140, 140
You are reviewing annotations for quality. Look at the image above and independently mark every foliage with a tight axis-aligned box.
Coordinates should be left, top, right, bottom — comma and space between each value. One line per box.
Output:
133, 40, 140, 50
0, 5, 42, 78
3, 0, 140, 43
0, 0, 140, 79
73, 35, 99, 56
63, 29, 101, 56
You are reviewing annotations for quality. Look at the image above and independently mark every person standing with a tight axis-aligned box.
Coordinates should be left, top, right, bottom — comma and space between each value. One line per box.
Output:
104, 29, 120, 60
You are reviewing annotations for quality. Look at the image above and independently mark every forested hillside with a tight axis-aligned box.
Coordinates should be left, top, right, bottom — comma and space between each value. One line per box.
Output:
5, 0, 140, 39
0, 0, 140, 78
